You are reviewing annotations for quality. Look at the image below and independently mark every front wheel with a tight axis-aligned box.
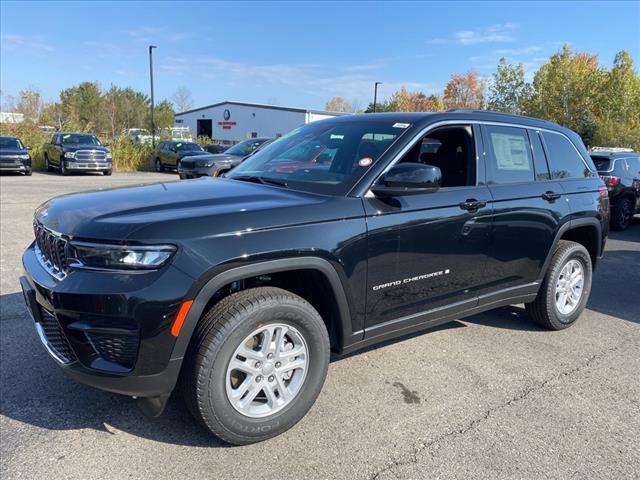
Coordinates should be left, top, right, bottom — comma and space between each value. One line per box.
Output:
103, 169, 112, 176
611, 198, 633, 231
526, 240, 592, 330
154, 158, 164, 173
60, 160, 69, 176
182, 287, 330, 445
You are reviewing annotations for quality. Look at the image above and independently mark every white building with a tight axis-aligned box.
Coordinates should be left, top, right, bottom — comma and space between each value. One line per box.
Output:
174, 101, 346, 144
0, 112, 24, 123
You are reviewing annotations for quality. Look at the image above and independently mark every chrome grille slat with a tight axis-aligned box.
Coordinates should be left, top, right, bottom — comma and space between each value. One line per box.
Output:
75, 150, 107, 161
33, 222, 69, 280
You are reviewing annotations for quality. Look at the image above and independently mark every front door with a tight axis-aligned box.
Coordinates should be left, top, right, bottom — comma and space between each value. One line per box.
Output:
364, 124, 493, 336
198, 119, 213, 139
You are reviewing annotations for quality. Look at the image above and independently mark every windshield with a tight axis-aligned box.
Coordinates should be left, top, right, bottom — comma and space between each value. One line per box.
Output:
172, 129, 192, 140
175, 142, 203, 151
227, 120, 406, 195
61, 134, 101, 145
225, 139, 266, 157
591, 156, 612, 171
0, 137, 23, 149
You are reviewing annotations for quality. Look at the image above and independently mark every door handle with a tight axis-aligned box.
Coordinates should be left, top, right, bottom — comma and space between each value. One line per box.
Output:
542, 191, 561, 201
459, 199, 487, 211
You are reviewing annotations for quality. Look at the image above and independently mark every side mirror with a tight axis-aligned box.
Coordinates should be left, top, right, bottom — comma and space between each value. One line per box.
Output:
371, 162, 441, 197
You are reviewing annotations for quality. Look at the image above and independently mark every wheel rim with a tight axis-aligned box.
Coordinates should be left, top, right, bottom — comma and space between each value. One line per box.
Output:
155, 159, 161, 171
225, 323, 309, 418
555, 259, 584, 315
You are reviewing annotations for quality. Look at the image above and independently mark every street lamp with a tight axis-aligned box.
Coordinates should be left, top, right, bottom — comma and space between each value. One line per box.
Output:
373, 81, 382, 113
149, 45, 157, 148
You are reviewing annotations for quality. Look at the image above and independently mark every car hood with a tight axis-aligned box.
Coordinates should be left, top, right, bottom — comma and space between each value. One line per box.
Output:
177, 150, 208, 158
0, 148, 28, 155
180, 154, 238, 167
62, 144, 110, 152
33, 177, 358, 242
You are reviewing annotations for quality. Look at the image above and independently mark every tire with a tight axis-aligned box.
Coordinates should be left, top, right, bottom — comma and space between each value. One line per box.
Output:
175, 159, 181, 173
60, 160, 69, 176
611, 198, 633, 231
154, 158, 164, 173
45, 155, 53, 172
103, 169, 112, 176
182, 287, 330, 445
25, 168, 32, 176
526, 240, 592, 330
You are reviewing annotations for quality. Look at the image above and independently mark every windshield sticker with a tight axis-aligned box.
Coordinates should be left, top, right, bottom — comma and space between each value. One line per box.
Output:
62, 134, 71, 139
358, 157, 373, 167
176, 143, 182, 148
393, 123, 410, 129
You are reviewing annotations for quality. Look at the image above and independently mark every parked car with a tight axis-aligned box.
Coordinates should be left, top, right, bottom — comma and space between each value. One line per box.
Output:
21, 111, 607, 446
123, 128, 154, 145
0, 135, 32, 175
43, 132, 112, 176
202, 144, 228, 154
178, 137, 271, 179
152, 141, 210, 172
590, 149, 640, 230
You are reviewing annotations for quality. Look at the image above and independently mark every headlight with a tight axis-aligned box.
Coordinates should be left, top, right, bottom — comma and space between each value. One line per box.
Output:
106, 152, 113, 159
18, 154, 30, 160
71, 242, 176, 270
202, 162, 214, 168
64, 152, 76, 159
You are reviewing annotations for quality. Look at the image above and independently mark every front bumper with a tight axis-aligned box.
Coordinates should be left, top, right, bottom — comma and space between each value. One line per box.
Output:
65, 160, 112, 171
0, 161, 30, 172
21, 243, 193, 398
178, 167, 217, 179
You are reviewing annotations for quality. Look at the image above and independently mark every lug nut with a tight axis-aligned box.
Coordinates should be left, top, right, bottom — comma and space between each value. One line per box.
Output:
268, 375, 275, 382
267, 353, 274, 360
256, 375, 263, 382
275, 361, 281, 368
255, 361, 262, 368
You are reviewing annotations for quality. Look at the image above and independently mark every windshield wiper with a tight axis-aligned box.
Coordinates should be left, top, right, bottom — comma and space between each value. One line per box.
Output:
231, 175, 288, 188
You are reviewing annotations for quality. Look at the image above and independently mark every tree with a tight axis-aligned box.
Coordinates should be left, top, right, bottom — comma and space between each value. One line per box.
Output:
14, 88, 43, 121
39, 102, 63, 129
525, 45, 605, 144
325, 97, 351, 112
60, 81, 104, 132
487, 58, 531, 114
171, 86, 194, 113
151, 100, 175, 130
443, 71, 485, 110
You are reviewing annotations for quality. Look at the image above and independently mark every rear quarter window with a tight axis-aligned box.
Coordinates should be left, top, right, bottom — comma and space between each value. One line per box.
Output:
484, 125, 535, 184
591, 156, 612, 172
542, 132, 591, 179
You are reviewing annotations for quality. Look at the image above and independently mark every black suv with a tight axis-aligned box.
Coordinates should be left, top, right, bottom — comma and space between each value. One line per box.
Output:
178, 137, 271, 179
152, 141, 207, 172
0, 135, 32, 175
590, 150, 640, 230
43, 133, 112, 175
21, 111, 608, 445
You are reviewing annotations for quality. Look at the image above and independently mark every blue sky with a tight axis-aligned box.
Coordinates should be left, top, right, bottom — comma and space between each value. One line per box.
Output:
1, 1, 639, 111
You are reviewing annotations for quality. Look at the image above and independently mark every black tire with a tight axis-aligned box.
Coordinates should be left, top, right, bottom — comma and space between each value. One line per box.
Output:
154, 158, 164, 173
526, 240, 592, 330
175, 159, 181, 173
611, 198, 633, 231
25, 168, 32, 176
45, 155, 53, 172
182, 287, 330, 445
103, 169, 112, 176
60, 160, 69, 176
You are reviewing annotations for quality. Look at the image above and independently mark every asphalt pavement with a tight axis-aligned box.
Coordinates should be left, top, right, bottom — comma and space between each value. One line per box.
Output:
1, 172, 638, 479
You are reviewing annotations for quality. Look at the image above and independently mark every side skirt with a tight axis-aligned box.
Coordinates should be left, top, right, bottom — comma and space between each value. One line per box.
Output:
339, 282, 539, 355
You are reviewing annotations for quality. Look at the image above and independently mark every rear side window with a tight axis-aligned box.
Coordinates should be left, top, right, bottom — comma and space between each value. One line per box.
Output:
541, 132, 590, 179
484, 125, 534, 184
529, 131, 550, 181
591, 155, 612, 172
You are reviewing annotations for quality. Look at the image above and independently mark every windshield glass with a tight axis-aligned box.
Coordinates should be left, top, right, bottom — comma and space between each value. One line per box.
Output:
61, 134, 101, 145
227, 120, 406, 195
0, 137, 23, 149
172, 129, 192, 140
175, 142, 203, 151
225, 139, 266, 157
591, 156, 612, 171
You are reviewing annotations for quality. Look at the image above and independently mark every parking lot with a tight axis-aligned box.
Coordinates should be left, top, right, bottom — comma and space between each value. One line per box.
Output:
1, 172, 639, 479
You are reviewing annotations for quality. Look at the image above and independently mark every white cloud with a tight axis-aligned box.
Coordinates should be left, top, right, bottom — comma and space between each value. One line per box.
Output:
430, 23, 517, 46
1, 34, 54, 52
494, 46, 543, 56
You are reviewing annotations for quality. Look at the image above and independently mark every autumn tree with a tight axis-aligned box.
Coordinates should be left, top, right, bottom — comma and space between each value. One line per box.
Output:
14, 88, 43, 121
151, 100, 175, 130
487, 58, 531, 114
172, 86, 194, 113
325, 97, 351, 112
60, 81, 104, 132
443, 71, 485, 110
39, 102, 63, 129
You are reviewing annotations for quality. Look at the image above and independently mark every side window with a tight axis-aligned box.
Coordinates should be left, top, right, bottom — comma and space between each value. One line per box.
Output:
484, 125, 534, 184
528, 131, 550, 181
541, 132, 590, 179
398, 125, 476, 187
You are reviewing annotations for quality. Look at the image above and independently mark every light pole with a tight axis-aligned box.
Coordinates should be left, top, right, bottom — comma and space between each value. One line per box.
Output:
149, 45, 157, 148
373, 81, 382, 113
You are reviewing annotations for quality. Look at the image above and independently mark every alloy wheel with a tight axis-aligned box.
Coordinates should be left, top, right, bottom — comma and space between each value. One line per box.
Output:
555, 259, 584, 315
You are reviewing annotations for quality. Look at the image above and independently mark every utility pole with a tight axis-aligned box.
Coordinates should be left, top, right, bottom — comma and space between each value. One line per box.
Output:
149, 45, 157, 148
373, 81, 382, 113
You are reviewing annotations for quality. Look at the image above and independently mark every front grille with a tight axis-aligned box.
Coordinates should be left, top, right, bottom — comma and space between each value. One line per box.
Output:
33, 223, 69, 280
86, 332, 138, 369
37, 307, 77, 364
75, 150, 107, 161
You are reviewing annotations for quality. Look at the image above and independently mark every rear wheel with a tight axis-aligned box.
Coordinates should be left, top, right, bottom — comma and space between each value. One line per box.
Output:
526, 240, 592, 330
45, 155, 53, 172
182, 287, 330, 445
154, 158, 164, 173
611, 198, 633, 231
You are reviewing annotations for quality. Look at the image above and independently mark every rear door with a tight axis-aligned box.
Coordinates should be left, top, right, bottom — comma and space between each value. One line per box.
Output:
480, 125, 570, 292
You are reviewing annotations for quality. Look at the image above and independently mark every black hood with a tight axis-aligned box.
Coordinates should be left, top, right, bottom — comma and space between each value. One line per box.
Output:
0, 148, 29, 155
177, 150, 208, 159
62, 144, 110, 153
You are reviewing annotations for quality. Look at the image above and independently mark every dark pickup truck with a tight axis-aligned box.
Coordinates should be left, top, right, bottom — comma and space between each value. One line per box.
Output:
21, 111, 608, 445
43, 132, 112, 175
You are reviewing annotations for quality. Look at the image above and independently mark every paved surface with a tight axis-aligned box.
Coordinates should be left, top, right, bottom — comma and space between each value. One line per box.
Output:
1, 172, 639, 480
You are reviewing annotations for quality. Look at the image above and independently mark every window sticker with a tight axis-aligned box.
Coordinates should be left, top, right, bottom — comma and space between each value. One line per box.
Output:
490, 132, 530, 171
393, 123, 410, 129
176, 143, 182, 148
